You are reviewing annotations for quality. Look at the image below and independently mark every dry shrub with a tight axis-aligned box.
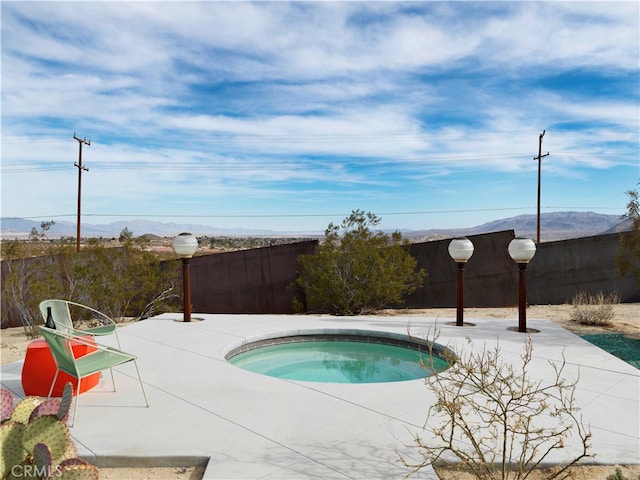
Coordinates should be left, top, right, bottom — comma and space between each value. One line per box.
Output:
570, 291, 620, 327
399, 335, 592, 479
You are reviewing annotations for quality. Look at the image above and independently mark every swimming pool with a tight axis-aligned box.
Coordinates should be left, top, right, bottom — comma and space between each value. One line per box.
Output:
226, 331, 453, 383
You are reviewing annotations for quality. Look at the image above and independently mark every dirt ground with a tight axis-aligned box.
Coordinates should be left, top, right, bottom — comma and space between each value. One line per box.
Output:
2, 304, 638, 480
434, 464, 640, 480
377, 304, 640, 337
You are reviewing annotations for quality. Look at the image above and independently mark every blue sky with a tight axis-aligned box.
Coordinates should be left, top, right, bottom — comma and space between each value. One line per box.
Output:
2, 1, 638, 233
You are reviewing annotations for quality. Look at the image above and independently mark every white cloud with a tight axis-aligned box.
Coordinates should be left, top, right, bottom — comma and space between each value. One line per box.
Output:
2, 1, 637, 230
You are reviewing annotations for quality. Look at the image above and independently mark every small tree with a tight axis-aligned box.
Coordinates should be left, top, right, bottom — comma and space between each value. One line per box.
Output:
294, 210, 426, 315
28, 220, 55, 242
399, 335, 593, 479
616, 182, 640, 285
119, 227, 134, 244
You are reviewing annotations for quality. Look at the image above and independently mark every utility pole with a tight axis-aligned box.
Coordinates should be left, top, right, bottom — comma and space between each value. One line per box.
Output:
534, 130, 549, 244
74, 133, 90, 252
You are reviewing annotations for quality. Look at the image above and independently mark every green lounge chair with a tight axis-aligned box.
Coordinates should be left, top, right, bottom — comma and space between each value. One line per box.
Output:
39, 299, 121, 348
38, 326, 149, 426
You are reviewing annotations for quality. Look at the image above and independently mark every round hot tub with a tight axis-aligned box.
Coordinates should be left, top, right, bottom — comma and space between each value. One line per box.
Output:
225, 330, 453, 384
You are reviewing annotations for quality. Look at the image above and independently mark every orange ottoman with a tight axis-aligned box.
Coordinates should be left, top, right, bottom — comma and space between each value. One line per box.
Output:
21, 336, 101, 397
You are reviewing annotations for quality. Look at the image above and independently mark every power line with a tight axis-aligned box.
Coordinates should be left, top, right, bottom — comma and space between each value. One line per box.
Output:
7, 206, 622, 222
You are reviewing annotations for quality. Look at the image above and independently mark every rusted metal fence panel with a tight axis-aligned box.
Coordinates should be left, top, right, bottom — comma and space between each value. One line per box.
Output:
187, 240, 317, 314
3, 233, 637, 328
528, 233, 639, 304
406, 230, 519, 308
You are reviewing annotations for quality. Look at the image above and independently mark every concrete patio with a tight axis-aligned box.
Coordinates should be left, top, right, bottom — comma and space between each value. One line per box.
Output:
2, 313, 638, 479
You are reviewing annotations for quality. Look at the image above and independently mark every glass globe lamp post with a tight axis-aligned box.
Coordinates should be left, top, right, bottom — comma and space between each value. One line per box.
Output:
508, 238, 537, 332
172, 232, 198, 323
448, 238, 474, 327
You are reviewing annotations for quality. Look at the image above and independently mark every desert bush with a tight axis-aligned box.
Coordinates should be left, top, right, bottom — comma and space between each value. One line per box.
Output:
1, 242, 181, 336
606, 466, 640, 480
294, 210, 426, 315
399, 334, 592, 479
570, 291, 620, 327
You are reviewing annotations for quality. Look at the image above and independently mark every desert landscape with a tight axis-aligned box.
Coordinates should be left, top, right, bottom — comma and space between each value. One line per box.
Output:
2, 304, 638, 480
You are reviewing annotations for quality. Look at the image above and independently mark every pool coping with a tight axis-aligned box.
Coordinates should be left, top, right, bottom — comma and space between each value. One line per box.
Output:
224, 327, 456, 359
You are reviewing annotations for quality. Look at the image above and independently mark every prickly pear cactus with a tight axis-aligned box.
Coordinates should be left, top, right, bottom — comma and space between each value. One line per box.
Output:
1, 388, 13, 423
29, 383, 72, 424
9, 396, 44, 425
56, 459, 100, 480
23, 416, 70, 461
0, 384, 99, 479
56, 383, 73, 422
61, 434, 78, 460
0, 421, 25, 478
29, 399, 62, 423
33, 442, 53, 474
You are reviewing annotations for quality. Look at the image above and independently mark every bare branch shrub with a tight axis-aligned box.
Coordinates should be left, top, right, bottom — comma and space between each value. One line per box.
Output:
399, 335, 593, 479
1, 243, 180, 335
2, 256, 55, 338
570, 291, 620, 327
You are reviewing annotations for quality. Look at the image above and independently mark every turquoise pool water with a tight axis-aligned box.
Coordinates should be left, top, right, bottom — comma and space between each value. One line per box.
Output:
228, 339, 450, 383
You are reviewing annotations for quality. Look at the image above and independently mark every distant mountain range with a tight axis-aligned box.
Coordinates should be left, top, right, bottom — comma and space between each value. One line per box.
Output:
404, 211, 629, 242
0, 218, 298, 238
0, 211, 628, 242
0, 218, 278, 238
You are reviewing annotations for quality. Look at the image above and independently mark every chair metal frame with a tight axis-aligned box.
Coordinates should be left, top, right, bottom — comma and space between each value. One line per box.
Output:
38, 326, 149, 426
39, 299, 121, 348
